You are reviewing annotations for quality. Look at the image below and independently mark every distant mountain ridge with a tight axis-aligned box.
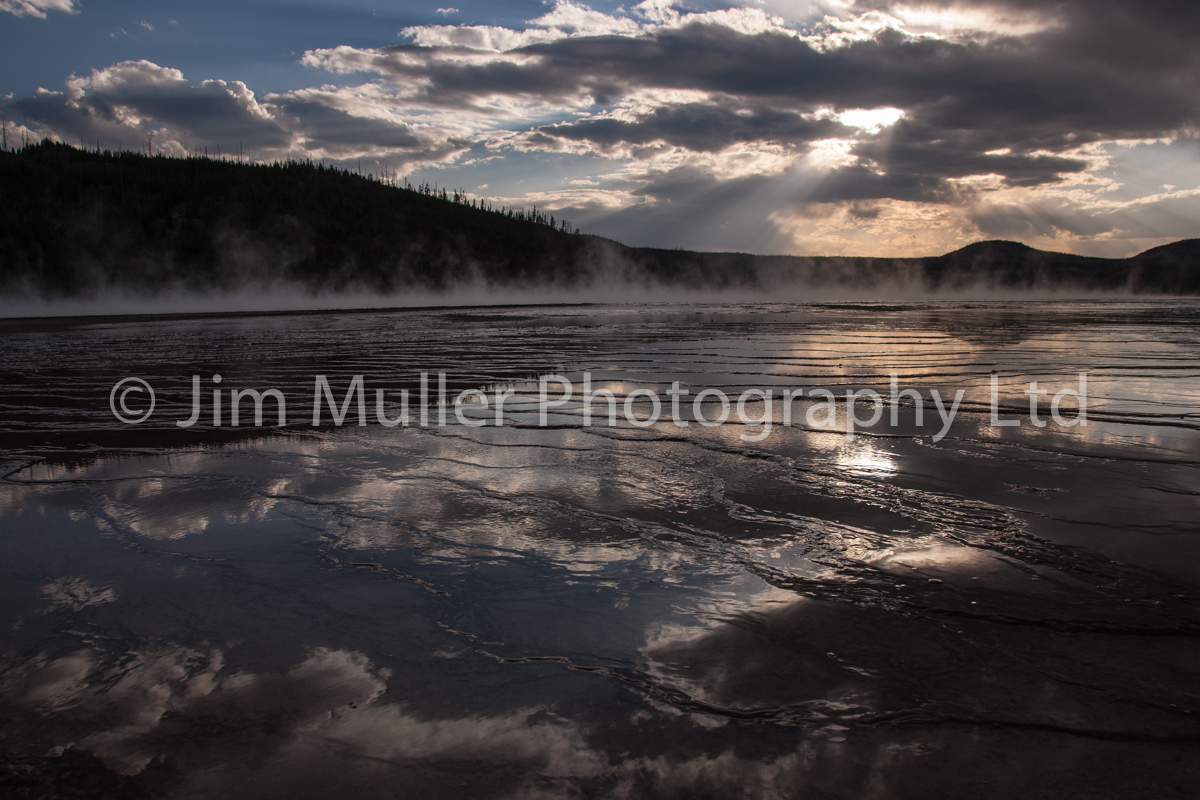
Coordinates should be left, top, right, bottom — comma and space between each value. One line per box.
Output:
2, 140, 1198, 298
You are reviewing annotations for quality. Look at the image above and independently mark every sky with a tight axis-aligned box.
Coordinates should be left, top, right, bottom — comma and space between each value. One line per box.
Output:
2, 0, 1199, 257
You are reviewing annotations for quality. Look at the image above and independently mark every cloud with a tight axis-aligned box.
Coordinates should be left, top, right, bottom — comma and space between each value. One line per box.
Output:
304, 4, 1197, 190
0, 0, 76, 18
5, 61, 287, 153
2, 61, 473, 168
268, 83, 472, 161
396, 0, 642, 52
5, 1, 1200, 255
539, 102, 853, 155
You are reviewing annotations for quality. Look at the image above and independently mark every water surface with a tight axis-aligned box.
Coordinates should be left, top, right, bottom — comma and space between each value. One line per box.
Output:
2, 301, 1199, 798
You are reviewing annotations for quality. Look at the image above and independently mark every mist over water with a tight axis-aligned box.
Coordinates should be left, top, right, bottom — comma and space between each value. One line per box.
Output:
1, 300, 1199, 798
5, 142, 1197, 326
0, 280, 1160, 320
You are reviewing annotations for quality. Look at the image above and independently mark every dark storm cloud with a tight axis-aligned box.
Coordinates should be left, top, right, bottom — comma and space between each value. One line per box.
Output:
806, 165, 952, 203
628, 159, 951, 207
539, 103, 851, 153
308, 6, 1200, 202
361, 19, 1199, 136
851, 121, 1089, 187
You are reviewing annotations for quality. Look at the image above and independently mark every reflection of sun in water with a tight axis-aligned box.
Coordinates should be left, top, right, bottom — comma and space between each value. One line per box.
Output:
836, 443, 898, 477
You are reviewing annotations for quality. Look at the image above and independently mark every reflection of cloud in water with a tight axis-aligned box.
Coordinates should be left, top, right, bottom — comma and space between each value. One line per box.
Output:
99, 492, 212, 540
40, 576, 119, 612
0, 641, 884, 799
63, 455, 298, 540
2, 644, 598, 784
1, 303, 1198, 797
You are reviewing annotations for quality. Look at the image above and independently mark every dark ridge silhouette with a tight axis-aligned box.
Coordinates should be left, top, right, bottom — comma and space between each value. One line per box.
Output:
1130, 239, 1200, 294
2, 139, 1198, 298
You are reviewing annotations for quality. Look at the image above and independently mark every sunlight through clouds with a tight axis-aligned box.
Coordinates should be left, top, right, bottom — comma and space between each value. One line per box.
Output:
836, 107, 905, 133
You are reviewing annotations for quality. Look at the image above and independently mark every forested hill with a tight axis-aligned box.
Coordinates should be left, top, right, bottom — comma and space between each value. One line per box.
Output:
2, 140, 1198, 298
